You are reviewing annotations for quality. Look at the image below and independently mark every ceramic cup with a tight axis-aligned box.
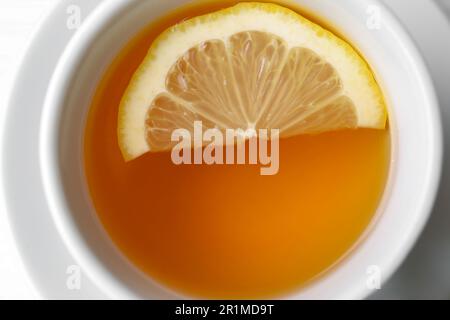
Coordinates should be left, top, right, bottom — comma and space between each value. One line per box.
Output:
40, 0, 443, 299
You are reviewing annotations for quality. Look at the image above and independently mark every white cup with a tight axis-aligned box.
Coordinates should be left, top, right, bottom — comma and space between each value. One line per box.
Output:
40, 0, 443, 299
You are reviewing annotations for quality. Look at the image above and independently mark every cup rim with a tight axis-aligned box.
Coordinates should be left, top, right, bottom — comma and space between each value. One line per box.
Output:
40, 0, 443, 299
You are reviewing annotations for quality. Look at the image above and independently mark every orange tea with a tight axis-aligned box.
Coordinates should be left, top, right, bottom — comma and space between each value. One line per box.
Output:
84, 0, 390, 299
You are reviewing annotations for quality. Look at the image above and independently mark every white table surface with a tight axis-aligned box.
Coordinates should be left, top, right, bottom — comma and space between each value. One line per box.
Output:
1, 0, 450, 300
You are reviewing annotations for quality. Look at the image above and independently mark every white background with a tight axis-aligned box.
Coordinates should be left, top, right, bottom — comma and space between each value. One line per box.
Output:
1, 0, 450, 300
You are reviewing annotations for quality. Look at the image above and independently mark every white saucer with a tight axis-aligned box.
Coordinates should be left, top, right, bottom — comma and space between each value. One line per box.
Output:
371, 0, 450, 300
1, 0, 106, 299
1, 0, 450, 299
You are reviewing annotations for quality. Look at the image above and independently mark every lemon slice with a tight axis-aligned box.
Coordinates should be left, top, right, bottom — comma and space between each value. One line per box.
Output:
118, 2, 387, 161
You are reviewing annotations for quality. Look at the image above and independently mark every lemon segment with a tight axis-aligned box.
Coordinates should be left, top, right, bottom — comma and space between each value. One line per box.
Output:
118, 2, 387, 161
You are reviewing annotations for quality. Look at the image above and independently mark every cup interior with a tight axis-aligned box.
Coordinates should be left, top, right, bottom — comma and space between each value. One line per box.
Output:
40, 0, 442, 299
